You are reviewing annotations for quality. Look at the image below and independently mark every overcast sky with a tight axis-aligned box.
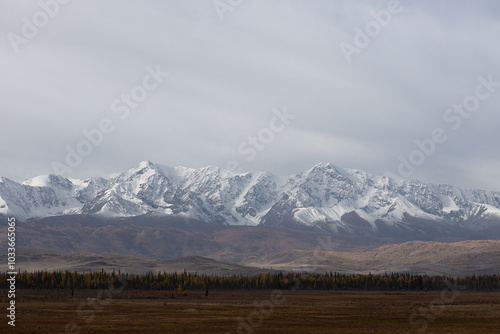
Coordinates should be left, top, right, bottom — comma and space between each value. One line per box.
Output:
1, 0, 499, 190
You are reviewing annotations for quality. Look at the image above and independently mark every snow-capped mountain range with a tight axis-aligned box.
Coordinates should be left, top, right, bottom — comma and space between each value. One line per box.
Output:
1, 161, 500, 234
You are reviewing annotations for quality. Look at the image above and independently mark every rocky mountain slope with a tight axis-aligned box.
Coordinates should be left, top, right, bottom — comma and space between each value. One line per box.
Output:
4, 215, 500, 276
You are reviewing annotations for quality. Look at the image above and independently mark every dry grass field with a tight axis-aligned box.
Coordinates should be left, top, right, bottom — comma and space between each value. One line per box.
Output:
1, 289, 500, 333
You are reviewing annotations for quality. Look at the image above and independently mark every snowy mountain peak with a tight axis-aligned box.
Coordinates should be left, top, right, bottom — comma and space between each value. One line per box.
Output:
310, 162, 335, 170
129, 160, 161, 175
137, 160, 155, 169
22, 174, 74, 190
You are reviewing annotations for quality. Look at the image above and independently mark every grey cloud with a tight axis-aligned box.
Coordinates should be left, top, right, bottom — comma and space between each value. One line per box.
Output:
0, 0, 498, 191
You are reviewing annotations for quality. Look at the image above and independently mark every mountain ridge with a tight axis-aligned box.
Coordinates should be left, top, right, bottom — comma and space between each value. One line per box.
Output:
1, 161, 500, 239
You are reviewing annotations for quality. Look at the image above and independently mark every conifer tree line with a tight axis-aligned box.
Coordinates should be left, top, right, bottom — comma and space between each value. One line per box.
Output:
1, 271, 499, 291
